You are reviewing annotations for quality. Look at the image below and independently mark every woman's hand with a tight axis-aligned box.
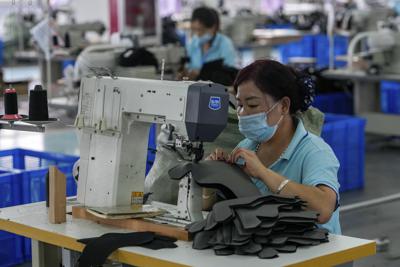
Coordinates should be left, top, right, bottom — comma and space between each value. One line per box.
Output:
228, 148, 267, 178
205, 148, 228, 161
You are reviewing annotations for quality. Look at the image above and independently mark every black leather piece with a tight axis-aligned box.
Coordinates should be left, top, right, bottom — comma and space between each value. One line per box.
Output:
186, 219, 207, 234
287, 238, 315, 246
213, 244, 229, 250
190, 195, 328, 260
168, 162, 193, 180
222, 224, 232, 245
269, 237, 288, 246
77, 232, 155, 267
259, 219, 277, 229
192, 230, 216, 250
190, 161, 261, 199
232, 217, 258, 236
273, 245, 298, 253
208, 227, 224, 246
255, 228, 272, 237
213, 196, 265, 223
214, 247, 235, 256
235, 240, 262, 255
235, 204, 281, 230
231, 225, 251, 243
279, 210, 319, 220
140, 239, 178, 250
258, 247, 279, 259
204, 211, 218, 231
253, 236, 269, 244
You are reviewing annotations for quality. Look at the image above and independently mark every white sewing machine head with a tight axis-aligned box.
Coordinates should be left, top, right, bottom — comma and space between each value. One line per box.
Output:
75, 76, 229, 208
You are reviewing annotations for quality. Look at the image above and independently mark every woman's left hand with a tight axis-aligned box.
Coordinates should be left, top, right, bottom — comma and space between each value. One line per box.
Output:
228, 148, 267, 178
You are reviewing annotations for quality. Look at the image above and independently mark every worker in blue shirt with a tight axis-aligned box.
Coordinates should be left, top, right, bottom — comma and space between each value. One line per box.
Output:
206, 59, 341, 234
181, 6, 237, 80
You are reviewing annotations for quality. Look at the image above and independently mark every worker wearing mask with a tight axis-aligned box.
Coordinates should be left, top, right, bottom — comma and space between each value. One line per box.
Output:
182, 6, 237, 80
207, 59, 341, 234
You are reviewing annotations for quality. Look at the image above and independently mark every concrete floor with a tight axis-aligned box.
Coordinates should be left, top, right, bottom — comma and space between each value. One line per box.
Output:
4, 102, 399, 266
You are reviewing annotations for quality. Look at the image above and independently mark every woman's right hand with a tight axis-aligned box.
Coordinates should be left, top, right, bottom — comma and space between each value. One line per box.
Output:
205, 148, 228, 161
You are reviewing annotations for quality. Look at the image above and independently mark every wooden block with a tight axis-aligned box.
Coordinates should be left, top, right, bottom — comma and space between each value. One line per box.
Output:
72, 206, 191, 241
48, 166, 66, 224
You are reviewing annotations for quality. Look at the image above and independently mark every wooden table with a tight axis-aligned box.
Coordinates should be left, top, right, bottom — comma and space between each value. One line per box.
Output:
0, 200, 376, 267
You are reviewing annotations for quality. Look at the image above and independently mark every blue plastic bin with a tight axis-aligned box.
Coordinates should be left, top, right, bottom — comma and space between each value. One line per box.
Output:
146, 124, 157, 175
264, 24, 294, 29
0, 231, 24, 267
0, 169, 21, 208
380, 81, 400, 114
62, 59, 75, 70
0, 169, 24, 267
279, 34, 315, 64
313, 92, 353, 115
0, 148, 79, 261
314, 34, 348, 69
321, 114, 366, 192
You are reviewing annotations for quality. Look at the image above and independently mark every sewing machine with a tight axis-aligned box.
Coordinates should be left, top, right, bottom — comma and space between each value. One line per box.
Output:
74, 76, 229, 223
346, 27, 400, 75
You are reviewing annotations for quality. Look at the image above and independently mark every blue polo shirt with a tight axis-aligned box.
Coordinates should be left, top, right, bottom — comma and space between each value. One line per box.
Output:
236, 119, 341, 234
186, 33, 237, 71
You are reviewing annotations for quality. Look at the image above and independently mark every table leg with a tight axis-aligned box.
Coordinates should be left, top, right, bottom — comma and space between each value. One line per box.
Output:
31, 239, 62, 267
353, 80, 380, 114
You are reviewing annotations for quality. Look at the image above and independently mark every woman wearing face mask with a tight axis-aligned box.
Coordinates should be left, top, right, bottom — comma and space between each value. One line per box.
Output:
207, 59, 341, 234
182, 6, 237, 80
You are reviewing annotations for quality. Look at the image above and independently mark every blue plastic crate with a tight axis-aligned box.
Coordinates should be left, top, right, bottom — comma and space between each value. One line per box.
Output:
0, 149, 78, 204
0, 169, 21, 208
0, 231, 24, 267
0, 148, 79, 261
380, 81, 400, 114
313, 92, 353, 115
315, 34, 348, 69
264, 23, 294, 29
321, 114, 366, 192
278, 34, 315, 64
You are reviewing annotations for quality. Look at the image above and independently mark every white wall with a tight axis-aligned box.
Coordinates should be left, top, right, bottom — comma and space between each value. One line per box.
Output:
69, 0, 109, 30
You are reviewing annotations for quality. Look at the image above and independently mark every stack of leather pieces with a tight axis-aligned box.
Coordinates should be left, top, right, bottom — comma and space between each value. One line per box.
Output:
186, 195, 329, 259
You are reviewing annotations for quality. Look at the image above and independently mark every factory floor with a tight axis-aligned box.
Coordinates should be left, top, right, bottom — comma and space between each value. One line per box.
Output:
3, 103, 399, 267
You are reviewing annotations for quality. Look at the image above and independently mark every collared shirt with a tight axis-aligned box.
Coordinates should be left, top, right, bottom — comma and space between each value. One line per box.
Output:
186, 33, 237, 71
236, 119, 341, 234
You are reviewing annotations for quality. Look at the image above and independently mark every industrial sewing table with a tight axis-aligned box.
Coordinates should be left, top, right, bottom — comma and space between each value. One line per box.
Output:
0, 200, 375, 267
322, 69, 400, 136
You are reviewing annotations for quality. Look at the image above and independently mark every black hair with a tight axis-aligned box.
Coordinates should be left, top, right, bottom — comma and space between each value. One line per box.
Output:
233, 59, 316, 114
191, 7, 220, 30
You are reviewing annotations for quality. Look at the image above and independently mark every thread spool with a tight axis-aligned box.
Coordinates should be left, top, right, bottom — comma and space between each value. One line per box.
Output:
1, 87, 23, 120
29, 85, 49, 121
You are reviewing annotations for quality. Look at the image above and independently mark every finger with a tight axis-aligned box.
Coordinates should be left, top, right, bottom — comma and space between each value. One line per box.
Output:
218, 151, 226, 161
233, 150, 246, 163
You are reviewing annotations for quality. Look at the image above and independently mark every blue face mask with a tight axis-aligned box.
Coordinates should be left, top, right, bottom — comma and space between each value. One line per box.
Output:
193, 33, 213, 45
238, 102, 283, 143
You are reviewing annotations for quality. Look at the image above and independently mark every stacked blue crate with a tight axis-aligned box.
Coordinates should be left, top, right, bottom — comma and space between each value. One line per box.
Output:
314, 34, 348, 69
277, 34, 348, 68
313, 92, 353, 115
321, 114, 366, 192
380, 81, 400, 114
279, 34, 315, 64
0, 149, 79, 262
0, 170, 25, 267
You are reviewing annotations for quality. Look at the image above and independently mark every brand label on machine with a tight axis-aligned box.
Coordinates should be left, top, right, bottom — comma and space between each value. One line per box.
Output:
209, 96, 221, 110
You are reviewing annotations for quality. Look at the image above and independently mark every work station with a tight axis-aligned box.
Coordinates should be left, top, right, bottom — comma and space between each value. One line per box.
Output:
3, 0, 400, 266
